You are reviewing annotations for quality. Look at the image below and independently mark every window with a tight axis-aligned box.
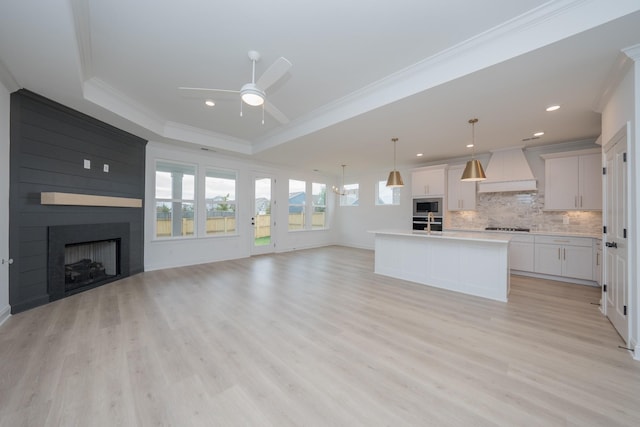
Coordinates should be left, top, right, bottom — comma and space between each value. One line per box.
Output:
376, 180, 401, 205
205, 169, 237, 235
288, 179, 306, 231
155, 161, 196, 238
312, 183, 327, 229
340, 183, 359, 206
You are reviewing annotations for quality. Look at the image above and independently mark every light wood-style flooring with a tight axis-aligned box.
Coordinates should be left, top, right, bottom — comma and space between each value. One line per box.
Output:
1, 246, 639, 426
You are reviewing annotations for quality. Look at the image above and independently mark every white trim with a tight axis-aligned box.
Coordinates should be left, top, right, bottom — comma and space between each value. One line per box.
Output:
511, 271, 599, 287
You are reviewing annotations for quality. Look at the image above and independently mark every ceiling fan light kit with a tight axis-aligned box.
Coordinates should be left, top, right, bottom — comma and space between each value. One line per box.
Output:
240, 83, 265, 106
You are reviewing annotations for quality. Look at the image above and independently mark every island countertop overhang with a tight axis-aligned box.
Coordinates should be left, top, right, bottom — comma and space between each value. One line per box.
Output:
369, 229, 511, 244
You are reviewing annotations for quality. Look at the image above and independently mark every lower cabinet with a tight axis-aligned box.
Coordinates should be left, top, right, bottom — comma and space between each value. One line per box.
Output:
533, 236, 593, 281
508, 234, 534, 271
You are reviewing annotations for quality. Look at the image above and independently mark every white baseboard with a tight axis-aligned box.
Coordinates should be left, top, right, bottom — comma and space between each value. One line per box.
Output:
0, 304, 10, 328
510, 270, 599, 287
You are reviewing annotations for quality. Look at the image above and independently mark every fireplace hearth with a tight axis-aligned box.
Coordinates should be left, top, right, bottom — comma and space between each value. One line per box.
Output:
48, 223, 130, 300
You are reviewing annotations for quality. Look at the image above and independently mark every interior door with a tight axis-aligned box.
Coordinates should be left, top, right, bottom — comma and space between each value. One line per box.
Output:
252, 174, 275, 255
603, 125, 628, 344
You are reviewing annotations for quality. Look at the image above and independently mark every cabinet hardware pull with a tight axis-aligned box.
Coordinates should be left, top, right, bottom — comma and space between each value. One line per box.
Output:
558, 248, 561, 259
580, 195, 583, 207
563, 248, 566, 260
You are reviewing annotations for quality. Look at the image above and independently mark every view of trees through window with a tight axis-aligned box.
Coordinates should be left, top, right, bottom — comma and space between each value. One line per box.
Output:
254, 177, 272, 246
155, 161, 196, 238
205, 169, 237, 235
155, 162, 330, 240
288, 179, 306, 231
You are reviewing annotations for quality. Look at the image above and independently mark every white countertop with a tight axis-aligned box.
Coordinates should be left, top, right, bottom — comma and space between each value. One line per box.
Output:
445, 228, 601, 239
370, 229, 511, 244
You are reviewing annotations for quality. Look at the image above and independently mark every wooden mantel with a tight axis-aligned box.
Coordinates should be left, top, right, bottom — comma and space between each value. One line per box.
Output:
41, 192, 142, 208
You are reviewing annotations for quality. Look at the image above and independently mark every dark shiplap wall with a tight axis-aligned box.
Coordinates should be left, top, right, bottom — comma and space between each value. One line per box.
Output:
9, 90, 147, 313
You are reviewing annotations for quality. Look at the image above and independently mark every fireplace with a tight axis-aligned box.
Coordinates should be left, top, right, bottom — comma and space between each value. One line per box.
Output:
48, 223, 130, 300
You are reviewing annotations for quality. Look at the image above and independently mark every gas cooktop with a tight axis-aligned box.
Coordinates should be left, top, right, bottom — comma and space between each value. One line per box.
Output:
485, 227, 530, 232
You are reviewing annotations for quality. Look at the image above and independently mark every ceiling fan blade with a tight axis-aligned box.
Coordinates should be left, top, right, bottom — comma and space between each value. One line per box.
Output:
264, 101, 289, 124
178, 87, 239, 98
256, 57, 292, 91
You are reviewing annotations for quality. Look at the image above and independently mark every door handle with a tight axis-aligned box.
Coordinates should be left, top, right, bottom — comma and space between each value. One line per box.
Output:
1, 258, 13, 265
605, 241, 617, 248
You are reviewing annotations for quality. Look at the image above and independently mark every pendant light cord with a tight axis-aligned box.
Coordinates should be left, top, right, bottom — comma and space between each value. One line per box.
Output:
392, 137, 398, 171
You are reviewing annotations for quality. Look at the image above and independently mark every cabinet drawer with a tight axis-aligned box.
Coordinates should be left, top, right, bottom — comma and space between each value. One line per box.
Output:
508, 234, 534, 243
534, 235, 592, 247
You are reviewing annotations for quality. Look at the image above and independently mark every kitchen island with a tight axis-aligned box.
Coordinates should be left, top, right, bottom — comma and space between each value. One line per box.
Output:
371, 229, 511, 302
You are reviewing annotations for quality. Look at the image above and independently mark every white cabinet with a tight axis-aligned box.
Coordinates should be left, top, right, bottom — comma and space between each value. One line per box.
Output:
542, 150, 602, 210
508, 234, 534, 272
412, 165, 446, 197
447, 165, 476, 211
594, 239, 602, 286
534, 236, 593, 280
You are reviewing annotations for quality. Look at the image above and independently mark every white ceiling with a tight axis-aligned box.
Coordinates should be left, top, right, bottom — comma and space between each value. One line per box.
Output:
1, 0, 640, 177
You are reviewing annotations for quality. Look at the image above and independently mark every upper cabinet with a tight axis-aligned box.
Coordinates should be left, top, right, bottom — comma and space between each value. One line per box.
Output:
411, 165, 446, 197
447, 165, 476, 211
541, 149, 602, 210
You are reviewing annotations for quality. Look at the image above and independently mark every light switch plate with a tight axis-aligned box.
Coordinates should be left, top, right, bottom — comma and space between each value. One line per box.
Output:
83, 159, 90, 169
103, 164, 109, 173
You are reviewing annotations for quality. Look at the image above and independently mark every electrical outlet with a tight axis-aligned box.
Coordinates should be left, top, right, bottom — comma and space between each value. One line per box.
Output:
83, 159, 90, 169
563, 215, 570, 225
103, 164, 109, 173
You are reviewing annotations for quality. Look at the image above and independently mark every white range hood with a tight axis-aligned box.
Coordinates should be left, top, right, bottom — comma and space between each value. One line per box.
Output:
477, 146, 537, 193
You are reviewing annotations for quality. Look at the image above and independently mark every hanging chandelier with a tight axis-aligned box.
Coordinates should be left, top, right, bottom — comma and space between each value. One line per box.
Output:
332, 164, 347, 195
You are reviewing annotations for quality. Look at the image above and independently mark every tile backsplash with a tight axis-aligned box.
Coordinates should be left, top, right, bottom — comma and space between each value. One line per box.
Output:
446, 191, 602, 234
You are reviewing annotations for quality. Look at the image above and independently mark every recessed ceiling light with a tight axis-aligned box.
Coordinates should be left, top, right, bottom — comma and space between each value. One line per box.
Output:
205, 99, 215, 107
546, 105, 560, 112
466, 144, 474, 148
416, 153, 423, 157
534, 131, 545, 137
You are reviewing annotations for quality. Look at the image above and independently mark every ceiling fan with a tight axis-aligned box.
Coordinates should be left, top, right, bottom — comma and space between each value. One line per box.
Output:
179, 50, 292, 124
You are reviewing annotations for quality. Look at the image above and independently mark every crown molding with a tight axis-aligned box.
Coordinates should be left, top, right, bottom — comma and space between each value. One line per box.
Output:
0, 58, 19, 92
254, 0, 640, 154
69, 0, 93, 80
163, 121, 252, 155
622, 43, 640, 61
83, 77, 166, 135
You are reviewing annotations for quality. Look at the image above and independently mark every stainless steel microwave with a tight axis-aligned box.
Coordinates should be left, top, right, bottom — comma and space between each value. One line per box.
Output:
413, 197, 443, 216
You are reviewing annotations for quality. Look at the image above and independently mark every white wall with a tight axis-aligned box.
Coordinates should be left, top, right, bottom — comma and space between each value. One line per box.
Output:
334, 168, 413, 250
0, 81, 10, 325
601, 57, 639, 359
144, 141, 338, 271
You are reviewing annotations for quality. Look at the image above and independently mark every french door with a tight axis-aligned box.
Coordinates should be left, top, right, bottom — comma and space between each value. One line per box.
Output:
603, 124, 628, 344
252, 174, 275, 255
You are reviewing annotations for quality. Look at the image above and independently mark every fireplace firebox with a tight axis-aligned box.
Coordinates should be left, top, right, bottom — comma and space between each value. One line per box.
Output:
48, 223, 130, 300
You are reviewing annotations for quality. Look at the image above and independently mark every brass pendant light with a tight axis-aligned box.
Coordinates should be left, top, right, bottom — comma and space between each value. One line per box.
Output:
386, 137, 404, 187
461, 118, 487, 181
